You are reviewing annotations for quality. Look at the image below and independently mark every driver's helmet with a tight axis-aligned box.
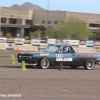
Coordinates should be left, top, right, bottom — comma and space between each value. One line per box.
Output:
63, 47, 69, 52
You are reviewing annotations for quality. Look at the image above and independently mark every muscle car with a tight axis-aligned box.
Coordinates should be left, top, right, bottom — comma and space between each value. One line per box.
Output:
17, 44, 100, 70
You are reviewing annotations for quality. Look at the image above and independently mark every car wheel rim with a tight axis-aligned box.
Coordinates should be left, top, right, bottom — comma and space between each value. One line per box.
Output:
86, 61, 94, 69
41, 58, 49, 69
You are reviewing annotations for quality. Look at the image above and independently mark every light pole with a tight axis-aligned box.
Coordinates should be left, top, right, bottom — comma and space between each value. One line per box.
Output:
97, 21, 100, 34
0, 6, 1, 33
47, 0, 50, 12
47, 0, 50, 25
46, 0, 50, 38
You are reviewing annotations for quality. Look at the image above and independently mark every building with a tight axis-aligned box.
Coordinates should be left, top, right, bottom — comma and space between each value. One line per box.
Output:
0, 6, 100, 38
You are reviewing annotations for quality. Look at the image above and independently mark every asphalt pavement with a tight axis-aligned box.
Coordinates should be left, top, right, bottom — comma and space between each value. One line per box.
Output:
0, 50, 100, 100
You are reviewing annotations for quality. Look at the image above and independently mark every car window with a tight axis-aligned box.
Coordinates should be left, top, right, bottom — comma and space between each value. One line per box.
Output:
62, 46, 72, 53
44, 45, 60, 52
48, 46, 58, 52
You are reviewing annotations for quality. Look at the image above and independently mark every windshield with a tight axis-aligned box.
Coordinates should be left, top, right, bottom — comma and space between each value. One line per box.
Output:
43, 45, 61, 52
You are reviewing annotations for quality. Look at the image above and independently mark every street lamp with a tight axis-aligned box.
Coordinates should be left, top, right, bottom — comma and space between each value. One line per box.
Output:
96, 21, 100, 36
46, 0, 50, 38
0, 6, 1, 32
47, 0, 50, 12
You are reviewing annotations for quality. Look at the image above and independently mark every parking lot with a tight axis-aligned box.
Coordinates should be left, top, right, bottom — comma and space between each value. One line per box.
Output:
0, 50, 100, 100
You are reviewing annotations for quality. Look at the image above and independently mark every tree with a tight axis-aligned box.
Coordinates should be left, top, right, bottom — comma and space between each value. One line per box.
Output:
0, 31, 3, 37
6, 32, 12, 37
49, 17, 92, 40
89, 31, 100, 40
29, 30, 41, 38
47, 27, 56, 38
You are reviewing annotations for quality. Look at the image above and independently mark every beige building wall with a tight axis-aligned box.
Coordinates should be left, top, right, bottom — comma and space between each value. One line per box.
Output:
1, 7, 100, 29
1, 7, 34, 37
1, 7, 34, 27
33, 10, 66, 28
67, 12, 100, 30
33, 10, 100, 30
1, 7, 100, 28
1, 7, 33, 19
1, 6, 100, 37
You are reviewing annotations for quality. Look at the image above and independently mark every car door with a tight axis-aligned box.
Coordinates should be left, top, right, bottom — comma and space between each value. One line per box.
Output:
46, 45, 79, 66
58, 46, 77, 66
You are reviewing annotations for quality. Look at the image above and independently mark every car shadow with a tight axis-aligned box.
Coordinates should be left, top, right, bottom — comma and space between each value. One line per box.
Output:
49, 66, 85, 70
0, 65, 97, 70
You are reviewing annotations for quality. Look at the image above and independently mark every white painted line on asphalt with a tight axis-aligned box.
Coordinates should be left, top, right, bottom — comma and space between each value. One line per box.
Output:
0, 61, 11, 63
0, 58, 17, 59
0, 69, 20, 72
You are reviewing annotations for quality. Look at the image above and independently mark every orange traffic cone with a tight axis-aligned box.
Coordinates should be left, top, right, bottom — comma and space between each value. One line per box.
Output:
59, 62, 63, 70
16, 47, 20, 52
27, 48, 29, 51
38, 48, 41, 52
14, 47, 20, 57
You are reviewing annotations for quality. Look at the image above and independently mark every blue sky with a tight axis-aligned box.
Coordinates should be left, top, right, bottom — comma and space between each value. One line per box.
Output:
0, 0, 100, 14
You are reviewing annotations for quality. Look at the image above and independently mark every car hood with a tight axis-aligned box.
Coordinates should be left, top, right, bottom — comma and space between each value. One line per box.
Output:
18, 51, 49, 55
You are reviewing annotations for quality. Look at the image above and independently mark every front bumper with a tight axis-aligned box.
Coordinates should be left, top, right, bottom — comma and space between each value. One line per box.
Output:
19, 63, 37, 66
18, 58, 38, 66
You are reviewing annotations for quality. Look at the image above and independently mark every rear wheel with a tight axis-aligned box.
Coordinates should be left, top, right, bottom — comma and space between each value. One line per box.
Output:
70, 66, 78, 69
84, 61, 95, 70
39, 58, 50, 69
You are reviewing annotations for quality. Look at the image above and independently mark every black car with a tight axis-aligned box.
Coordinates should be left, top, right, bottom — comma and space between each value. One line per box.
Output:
17, 44, 100, 70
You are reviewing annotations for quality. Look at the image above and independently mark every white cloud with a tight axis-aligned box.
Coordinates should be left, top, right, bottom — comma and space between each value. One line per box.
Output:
56, 0, 99, 6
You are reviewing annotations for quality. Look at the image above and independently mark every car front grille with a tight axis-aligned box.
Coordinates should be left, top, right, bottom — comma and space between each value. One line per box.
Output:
18, 54, 32, 59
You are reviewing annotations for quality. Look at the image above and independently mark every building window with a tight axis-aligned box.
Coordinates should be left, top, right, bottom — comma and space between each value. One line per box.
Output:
1, 18, 6, 23
48, 21, 51, 24
16, 19, 22, 24
25, 19, 32, 25
89, 23, 99, 27
54, 21, 58, 24
9, 18, 16, 24
42, 20, 45, 24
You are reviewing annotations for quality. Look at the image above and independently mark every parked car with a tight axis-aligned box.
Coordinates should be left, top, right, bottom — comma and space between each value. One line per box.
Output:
17, 44, 100, 70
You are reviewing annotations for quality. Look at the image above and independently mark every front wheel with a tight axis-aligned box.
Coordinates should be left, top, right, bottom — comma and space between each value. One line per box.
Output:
39, 58, 50, 69
84, 61, 95, 70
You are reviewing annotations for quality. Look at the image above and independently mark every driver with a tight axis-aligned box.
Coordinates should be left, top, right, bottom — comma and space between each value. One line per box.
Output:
63, 46, 71, 52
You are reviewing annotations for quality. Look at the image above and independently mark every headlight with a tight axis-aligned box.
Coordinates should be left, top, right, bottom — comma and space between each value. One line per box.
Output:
29, 56, 32, 58
29, 56, 33, 60
18, 55, 21, 58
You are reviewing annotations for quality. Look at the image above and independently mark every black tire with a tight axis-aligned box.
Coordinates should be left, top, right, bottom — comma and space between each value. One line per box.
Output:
84, 61, 95, 70
39, 58, 50, 69
70, 66, 78, 69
